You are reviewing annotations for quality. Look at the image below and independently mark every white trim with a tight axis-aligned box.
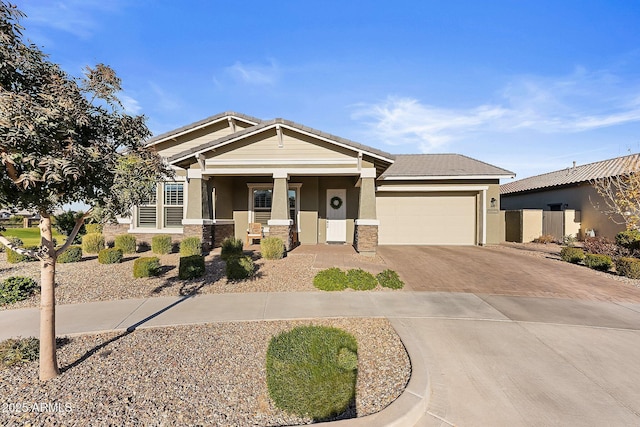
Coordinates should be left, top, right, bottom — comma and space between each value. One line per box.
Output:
247, 183, 302, 228
273, 171, 288, 179
268, 219, 293, 226
381, 174, 514, 180
205, 158, 358, 166
355, 219, 380, 226
376, 185, 489, 192
169, 122, 395, 164
116, 217, 131, 224
481, 189, 487, 245
360, 168, 377, 178
187, 169, 203, 179
204, 167, 364, 176
147, 114, 258, 147
212, 219, 235, 225
181, 219, 215, 225
129, 228, 184, 234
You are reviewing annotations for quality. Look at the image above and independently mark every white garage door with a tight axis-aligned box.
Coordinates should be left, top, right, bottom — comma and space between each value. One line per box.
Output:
377, 193, 477, 245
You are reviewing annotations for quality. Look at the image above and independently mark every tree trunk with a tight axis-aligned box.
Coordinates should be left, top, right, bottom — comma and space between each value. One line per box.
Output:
39, 213, 59, 380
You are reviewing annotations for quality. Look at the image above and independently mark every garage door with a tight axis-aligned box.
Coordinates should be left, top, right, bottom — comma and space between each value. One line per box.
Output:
377, 193, 477, 245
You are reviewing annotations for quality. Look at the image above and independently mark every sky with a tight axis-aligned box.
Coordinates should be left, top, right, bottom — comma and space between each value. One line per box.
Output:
13, 0, 640, 182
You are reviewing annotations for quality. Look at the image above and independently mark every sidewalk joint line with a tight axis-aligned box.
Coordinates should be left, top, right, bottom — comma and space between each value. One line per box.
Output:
426, 410, 456, 426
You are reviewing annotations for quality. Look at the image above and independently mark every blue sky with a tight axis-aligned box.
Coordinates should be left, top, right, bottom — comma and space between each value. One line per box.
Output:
14, 0, 640, 181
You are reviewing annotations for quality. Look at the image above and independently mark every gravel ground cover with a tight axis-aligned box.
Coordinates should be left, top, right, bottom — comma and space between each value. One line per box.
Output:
0, 249, 397, 311
0, 318, 411, 426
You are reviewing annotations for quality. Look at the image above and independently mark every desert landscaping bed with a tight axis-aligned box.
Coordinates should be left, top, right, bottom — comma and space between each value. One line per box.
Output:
0, 250, 396, 311
0, 318, 411, 426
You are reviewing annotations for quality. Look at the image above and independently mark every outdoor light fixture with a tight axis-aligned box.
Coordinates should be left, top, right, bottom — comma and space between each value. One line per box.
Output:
490, 197, 497, 208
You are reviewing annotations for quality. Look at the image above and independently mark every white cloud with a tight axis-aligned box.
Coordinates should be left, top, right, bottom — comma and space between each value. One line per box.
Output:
352, 68, 640, 152
119, 94, 142, 114
224, 59, 280, 86
148, 82, 182, 112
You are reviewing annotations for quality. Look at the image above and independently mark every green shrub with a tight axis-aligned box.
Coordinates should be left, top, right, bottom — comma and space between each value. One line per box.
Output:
56, 245, 82, 263
53, 210, 86, 244
560, 246, 585, 264
98, 248, 123, 264
260, 237, 285, 260
616, 230, 640, 251
179, 255, 205, 279
615, 257, 640, 279
6, 246, 37, 263
266, 325, 357, 420
376, 269, 405, 289
584, 253, 612, 271
1, 337, 39, 367
114, 234, 137, 254
179, 237, 202, 256
226, 255, 254, 281
221, 237, 243, 260
0, 276, 39, 305
346, 268, 377, 290
152, 235, 173, 255
85, 223, 102, 234
313, 268, 347, 291
82, 232, 105, 254
133, 257, 161, 278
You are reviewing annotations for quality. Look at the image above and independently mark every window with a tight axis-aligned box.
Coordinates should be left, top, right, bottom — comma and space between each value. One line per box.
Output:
137, 191, 157, 228
253, 189, 272, 225
164, 183, 184, 227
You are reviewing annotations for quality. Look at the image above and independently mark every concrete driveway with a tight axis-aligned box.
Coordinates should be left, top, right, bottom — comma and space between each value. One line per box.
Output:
378, 245, 640, 302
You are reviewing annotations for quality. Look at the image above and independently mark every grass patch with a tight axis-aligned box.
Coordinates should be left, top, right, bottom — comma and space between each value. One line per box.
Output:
266, 325, 357, 420
2, 227, 65, 247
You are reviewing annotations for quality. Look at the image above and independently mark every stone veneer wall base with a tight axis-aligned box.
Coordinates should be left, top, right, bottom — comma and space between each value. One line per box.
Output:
266, 225, 294, 251
354, 224, 378, 254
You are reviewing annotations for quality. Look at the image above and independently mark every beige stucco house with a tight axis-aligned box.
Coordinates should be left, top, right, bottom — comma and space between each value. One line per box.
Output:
501, 154, 640, 240
104, 112, 514, 253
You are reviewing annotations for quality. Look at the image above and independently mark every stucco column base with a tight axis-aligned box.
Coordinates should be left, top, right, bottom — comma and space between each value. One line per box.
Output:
212, 223, 235, 248
183, 224, 213, 252
267, 225, 294, 251
354, 224, 378, 255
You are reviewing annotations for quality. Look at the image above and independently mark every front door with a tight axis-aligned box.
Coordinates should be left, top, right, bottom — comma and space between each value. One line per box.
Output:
326, 189, 346, 242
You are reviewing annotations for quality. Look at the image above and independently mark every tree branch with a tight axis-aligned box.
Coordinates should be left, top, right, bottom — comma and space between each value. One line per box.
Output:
0, 234, 40, 259
54, 208, 93, 256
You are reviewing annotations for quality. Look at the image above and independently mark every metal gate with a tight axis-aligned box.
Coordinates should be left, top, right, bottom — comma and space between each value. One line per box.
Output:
542, 211, 564, 240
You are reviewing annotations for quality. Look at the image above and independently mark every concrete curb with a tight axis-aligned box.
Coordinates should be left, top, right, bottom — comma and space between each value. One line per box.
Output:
319, 318, 430, 427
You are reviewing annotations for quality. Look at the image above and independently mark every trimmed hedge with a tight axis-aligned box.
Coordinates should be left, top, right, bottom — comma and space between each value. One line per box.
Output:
560, 246, 585, 264
221, 237, 243, 261
114, 234, 137, 254
584, 253, 612, 271
266, 325, 357, 420
346, 268, 377, 290
0, 276, 39, 305
179, 255, 205, 279
133, 257, 160, 278
6, 246, 37, 264
226, 255, 254, 281
615, 229, 640, 251
615, 257, 640, 279
82, 233, 105, 254
179, 237, 202, 257
376, 269, 405, 289
57, 245, 82, 263
98, 248, 123, 264
85, 223, 102, 234
313, 268, 347, 291
260, 237, 285, 260
152, 235, 172, 255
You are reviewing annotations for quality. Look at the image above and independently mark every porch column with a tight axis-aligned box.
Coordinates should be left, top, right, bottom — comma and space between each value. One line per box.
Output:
267, 172, 294, 251
182, 170, 214, 251
354, 168, 379, 255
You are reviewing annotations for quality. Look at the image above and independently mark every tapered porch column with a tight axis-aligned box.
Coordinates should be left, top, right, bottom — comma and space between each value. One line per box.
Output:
267, 172, 294, 250
182, 170, 214, 251
354, 168, 379, 254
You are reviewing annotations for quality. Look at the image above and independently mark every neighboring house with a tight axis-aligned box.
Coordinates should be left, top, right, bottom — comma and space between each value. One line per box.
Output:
104, 112, 514, 253
500, 154, 640, 240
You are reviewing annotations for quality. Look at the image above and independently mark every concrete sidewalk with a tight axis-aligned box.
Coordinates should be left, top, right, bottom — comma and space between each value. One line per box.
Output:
2, 292, 640, 426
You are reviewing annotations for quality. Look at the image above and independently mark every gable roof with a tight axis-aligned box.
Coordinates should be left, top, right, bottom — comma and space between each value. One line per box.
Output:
379, 154, 514, 180
167, 118, 396, 165
145, 111, 262, 147
500, 153, 640, 195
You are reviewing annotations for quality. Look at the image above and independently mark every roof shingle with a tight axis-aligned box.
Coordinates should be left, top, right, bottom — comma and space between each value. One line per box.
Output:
379, 154, 514, 179
500, 153, 640, 195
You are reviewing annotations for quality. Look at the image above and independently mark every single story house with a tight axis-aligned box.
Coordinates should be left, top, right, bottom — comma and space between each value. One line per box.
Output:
104, 112, 514, 253
500, 154, 640, 240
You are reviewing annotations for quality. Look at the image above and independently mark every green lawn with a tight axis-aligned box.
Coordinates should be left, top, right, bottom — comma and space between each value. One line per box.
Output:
2, 227, 66, 247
